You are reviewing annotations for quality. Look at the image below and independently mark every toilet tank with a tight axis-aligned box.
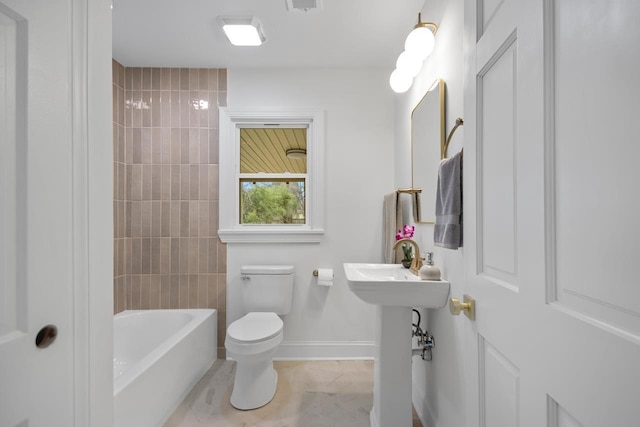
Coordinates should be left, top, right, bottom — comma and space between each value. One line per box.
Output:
240, 265, 294, 315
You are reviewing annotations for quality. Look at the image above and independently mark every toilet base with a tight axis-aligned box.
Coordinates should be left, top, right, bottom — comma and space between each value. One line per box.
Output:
230, 354, 279, 410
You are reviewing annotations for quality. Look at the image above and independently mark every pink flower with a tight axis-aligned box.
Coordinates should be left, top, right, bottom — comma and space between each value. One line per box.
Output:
395, 230, 404, 240
403, 225, 415, 238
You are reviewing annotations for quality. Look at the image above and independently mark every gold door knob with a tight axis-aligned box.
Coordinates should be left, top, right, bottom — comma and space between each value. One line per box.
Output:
449, 295, 476, 320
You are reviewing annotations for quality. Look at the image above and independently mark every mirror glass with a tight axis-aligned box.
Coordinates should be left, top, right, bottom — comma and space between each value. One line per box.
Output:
411, 78, 445, 224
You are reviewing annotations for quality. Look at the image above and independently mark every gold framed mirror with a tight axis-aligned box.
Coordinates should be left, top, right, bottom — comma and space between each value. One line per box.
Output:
411, 78, 445, 224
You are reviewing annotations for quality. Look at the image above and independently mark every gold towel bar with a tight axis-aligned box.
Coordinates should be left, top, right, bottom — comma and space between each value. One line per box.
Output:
443, 117, 464, 158
396, 188, 422, 194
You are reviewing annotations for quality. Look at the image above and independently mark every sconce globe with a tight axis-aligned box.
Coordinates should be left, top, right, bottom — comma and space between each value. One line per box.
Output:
404, 26, 435, 60
396, 51, 423, 78
389, 69, 413, 93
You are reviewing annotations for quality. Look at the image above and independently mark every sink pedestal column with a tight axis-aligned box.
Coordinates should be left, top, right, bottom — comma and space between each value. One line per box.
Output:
371, 305, 413, 427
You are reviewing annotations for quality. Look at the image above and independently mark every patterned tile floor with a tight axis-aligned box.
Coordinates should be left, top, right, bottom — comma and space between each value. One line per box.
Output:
164, 360, 422, 427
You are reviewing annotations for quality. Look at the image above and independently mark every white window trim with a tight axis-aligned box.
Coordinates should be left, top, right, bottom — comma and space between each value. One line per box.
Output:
218, 108, 325, 243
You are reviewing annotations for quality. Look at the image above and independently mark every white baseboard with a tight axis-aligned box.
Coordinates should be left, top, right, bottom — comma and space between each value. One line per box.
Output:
274, 340, 375, 360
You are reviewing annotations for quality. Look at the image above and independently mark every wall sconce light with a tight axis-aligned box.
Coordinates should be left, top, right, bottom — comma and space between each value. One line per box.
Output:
286, 148, 306, 159
219, 16, 267, 46
389, 13, 438, 93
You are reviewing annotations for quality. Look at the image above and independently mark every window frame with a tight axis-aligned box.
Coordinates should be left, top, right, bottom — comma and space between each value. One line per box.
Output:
218, 108, 325, 243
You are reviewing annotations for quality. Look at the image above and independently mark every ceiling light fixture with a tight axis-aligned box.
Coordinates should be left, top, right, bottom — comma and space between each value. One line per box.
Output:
286, 148, 307, 159
219, 16, 266, 46
389, 13, 438, 93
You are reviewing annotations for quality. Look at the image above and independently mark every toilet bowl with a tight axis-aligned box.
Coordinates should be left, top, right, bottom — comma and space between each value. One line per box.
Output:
225, 312, 283, 410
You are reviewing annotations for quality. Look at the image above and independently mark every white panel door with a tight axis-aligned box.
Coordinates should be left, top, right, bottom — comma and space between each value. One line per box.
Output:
462, 0, 640, 425
0, 0, 76, 425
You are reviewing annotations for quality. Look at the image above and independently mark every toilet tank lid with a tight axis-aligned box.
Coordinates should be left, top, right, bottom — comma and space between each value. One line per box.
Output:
241, 265, 294, 275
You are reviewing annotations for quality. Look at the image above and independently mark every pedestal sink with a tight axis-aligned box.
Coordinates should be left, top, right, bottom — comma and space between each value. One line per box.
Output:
344, 263, 450, 427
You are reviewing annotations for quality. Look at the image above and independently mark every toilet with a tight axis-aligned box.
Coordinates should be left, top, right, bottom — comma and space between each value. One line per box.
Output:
225, 265, 294, 410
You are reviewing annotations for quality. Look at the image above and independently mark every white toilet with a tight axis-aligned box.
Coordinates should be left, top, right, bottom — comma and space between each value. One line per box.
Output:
225, 265, 294, 410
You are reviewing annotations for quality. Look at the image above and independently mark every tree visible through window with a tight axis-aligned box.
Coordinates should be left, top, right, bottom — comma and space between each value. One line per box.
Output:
240, 180, 305, 224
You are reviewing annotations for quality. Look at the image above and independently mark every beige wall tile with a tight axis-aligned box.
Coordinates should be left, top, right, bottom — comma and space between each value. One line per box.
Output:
189, 165, 199, 200
140, 201, 152, 237
189, 69, 199, 90
141, 238, 151, 274
151, 68, 161, 90
142, 128, 152, 164
198, 238, 209, 274
208, 238, 218, 273
152, 165, 162, 201
179, 237, 189, 274
179, 92, 190, 126
142, 165, 153, 200
179, 275, 189, 308
189, 200, 199, 237
160, 238, 170, 275
188, 238, 199, 273
198, 275, 208, 309
170, 68, 180, 91
170, 201, 181, 237
208, 69, 218, 91
208, 274, 218, 308
160, 68, 171, 91
151, 237, 161, 273
142, 68, 151, 91
149, 275, 161, 309
161, 129, 171, 164
170, 274, 180, 307
131, 238, 142, 274
152, 128, 162, 164
171, 238, 180, 273
218, 69, 227, 91
189, 275, 199, 308
161, 201, 171, 237
217, 273, 226, 311
189, 128, 199, 164
151, 90, 161, 127
132, 67, 142, 91
160, 275, 171, 308
142, 91, 152, 127
199, 69, 209, 90
130, 275, 141, 309
199, 129, 209, 164
140, 274, 151, 309
151, 201, 162, 237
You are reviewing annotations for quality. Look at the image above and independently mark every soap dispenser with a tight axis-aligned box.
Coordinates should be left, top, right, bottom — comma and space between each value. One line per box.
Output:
419, 252, 441, 281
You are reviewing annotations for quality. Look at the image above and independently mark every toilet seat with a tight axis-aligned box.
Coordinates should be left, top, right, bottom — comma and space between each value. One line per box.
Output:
227, 312, 283, 343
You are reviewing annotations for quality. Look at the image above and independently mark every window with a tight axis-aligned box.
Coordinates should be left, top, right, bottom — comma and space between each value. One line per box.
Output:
239, 127, 307, 225
218, 109, 324, 243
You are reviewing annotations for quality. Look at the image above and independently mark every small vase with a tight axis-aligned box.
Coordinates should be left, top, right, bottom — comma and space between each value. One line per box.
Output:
401, 259, 412, 269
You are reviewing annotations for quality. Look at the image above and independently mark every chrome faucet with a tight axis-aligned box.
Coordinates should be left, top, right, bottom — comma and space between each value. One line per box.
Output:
393, 238, 423, 276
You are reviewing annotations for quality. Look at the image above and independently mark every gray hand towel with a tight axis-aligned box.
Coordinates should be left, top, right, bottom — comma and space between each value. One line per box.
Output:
434, 151, 463, 249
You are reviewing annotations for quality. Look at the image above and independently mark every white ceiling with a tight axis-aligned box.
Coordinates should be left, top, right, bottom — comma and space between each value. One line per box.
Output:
112, 0, 425, 69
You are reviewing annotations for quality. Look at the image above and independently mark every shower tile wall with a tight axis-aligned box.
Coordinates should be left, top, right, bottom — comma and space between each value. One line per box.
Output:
113, 60, 228, 357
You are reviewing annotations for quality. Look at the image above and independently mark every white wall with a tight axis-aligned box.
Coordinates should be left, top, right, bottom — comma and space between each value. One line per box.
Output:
393, 0, 467, 425
226, 68, 395, 359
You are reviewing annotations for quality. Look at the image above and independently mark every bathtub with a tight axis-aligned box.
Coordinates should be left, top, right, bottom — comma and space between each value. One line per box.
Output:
113, 309, 217, 427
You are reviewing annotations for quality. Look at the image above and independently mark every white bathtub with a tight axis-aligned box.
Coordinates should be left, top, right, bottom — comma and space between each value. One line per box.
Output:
113, 309, 217, 427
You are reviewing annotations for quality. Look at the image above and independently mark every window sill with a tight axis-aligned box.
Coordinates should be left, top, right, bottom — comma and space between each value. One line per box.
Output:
218, 228, 325, 243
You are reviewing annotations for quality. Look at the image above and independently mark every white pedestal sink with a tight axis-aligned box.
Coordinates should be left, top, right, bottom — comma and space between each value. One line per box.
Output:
343, 263, 450, 427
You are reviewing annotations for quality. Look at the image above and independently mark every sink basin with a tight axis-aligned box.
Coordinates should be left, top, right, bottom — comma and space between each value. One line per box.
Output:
344, 263, 450, 308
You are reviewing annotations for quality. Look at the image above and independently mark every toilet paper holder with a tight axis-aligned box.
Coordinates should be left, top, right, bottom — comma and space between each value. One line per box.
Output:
312, 269, 332, 277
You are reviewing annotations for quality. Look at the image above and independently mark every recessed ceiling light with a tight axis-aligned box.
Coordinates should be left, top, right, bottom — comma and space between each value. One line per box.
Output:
218, 17, 266, 47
